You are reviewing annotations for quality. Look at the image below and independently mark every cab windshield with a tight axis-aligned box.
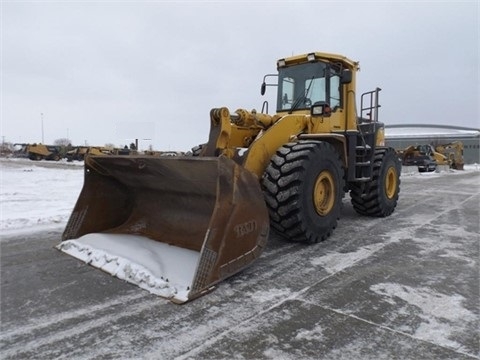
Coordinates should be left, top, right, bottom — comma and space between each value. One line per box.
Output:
277, 61, 341, 113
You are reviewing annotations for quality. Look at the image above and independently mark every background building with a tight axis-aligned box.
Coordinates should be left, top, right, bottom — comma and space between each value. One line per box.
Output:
385, 124, 480, 164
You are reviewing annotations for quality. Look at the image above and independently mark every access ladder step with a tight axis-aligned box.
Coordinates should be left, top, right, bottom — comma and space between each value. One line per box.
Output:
355, 145, 371, 154
353, 177, 371, 182
356, 161, 371, 167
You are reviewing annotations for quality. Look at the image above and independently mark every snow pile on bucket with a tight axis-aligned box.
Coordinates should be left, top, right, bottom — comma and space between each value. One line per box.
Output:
57, 233, 200, 303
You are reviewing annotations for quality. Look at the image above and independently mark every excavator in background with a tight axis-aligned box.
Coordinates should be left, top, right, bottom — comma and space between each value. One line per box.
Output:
435, 141, 464, 170
428, 145, 451, 168
58, 51, 401, 303
399, 142, 464, 172
399, 144, 448, 172
14, 143, 62, 161
66, 146, 114, 161
65, 146, 183, 161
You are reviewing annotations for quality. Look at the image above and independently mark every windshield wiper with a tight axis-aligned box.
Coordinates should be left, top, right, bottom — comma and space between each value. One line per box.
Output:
288, 76, 314, 114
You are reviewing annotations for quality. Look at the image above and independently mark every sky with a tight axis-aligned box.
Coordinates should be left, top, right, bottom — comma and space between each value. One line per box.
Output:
1, 0, 479, 151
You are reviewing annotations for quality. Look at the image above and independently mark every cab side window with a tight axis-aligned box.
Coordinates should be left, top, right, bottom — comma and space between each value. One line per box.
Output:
281, 77, 295, 110
330, 73, 341, 109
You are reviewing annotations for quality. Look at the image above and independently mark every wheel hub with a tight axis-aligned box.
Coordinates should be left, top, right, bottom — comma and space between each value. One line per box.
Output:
313, 170, 335, 216
385, 167, 397, 199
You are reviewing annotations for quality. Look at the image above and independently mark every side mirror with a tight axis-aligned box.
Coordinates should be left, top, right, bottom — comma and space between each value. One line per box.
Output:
341, 69, 352, 84
260, 82, 266, 95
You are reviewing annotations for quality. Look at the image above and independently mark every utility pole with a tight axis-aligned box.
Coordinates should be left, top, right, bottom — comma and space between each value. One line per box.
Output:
41, 113, 44, 143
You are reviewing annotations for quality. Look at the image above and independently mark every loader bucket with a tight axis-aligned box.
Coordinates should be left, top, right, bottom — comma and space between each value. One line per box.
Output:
58, 155, 269, 303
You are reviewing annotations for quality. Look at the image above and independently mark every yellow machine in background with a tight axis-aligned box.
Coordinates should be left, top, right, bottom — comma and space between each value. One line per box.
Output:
14, 143, 62, 161
399, 144, 448, 172
66, 146, 112, 161
436, 141, 464, 170
398, 142, 464, 172
59, 52, 401, 303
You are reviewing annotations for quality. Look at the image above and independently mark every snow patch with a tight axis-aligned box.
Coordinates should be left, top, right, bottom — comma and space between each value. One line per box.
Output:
57, 233, 200, 303
248, 288, 292, 303
400, 163, 480, 178
370, 282, 476, 349
0, 159, 83, 232
310, 243, 385, 274
294, 324, 324, 341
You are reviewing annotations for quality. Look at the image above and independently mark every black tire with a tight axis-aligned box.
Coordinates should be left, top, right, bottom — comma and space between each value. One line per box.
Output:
350, 147, 401, 217
262, 140, 345, 243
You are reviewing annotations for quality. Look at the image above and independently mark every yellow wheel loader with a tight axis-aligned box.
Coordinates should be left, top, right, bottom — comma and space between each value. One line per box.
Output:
14, 143, 62, 161
58, 51, 401, 303
435, 141, 464, 170
399, 144, 444, 172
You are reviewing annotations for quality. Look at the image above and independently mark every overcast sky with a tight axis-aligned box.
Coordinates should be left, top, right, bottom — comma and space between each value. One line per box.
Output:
2, 1, 479, 151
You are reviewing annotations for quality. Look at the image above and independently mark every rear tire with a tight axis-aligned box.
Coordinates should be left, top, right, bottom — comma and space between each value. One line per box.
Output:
350, 147, 401, 217
262, 141, 344, 243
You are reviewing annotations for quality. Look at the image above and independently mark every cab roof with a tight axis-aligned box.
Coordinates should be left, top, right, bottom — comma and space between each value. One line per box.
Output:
277, 52, 360, 71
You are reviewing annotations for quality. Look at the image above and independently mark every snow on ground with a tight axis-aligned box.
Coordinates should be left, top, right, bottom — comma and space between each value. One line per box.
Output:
1, 157, 479, 301
0, 158, 83, 235
1, 157, 479, 287
370, 283, 476, 351
2, 157, 478, 237
1, 157, 478, 358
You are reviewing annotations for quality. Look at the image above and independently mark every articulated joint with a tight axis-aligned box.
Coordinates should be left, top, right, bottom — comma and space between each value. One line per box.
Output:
210, 107, 230, 126
231, 108, 276, 129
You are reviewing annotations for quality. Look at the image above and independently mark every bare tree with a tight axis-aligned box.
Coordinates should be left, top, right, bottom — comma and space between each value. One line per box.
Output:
54, 138, 72, 147
0, 141, 14, 156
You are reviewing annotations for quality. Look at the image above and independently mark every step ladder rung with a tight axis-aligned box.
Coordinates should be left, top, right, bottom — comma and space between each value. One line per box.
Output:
356, 161, 371, 166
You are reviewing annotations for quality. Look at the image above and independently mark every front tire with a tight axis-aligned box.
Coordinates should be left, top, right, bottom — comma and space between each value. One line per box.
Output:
350, 147, 401, 217
262, 140, 345, 243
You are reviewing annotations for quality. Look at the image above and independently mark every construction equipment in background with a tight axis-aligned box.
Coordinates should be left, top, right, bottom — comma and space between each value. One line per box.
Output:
65, 146, 183, 161
58, 51, 401, 303
435, 141, 464, 170
143, 150, 186, 156
66, 146, 111, 162
398, 142, 465, 172
398, 144, 444, 172
427, 145, 450, 168
14, 143, 62, 161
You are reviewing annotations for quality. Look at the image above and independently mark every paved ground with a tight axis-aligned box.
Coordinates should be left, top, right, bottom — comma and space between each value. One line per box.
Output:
1, 170, 479, 359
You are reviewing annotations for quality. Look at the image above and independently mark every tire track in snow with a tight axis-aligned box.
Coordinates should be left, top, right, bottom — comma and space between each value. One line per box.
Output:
307, 303, 479, 360
0, 292, 149, 357
168, 192, 479, 360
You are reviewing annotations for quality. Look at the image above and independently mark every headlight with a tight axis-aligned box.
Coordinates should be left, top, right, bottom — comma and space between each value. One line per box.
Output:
312, 105, 324, 115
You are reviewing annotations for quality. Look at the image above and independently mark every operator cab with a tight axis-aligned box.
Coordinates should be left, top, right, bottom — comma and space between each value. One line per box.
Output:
261, 53, 354, 116
276, 60, 342, 114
